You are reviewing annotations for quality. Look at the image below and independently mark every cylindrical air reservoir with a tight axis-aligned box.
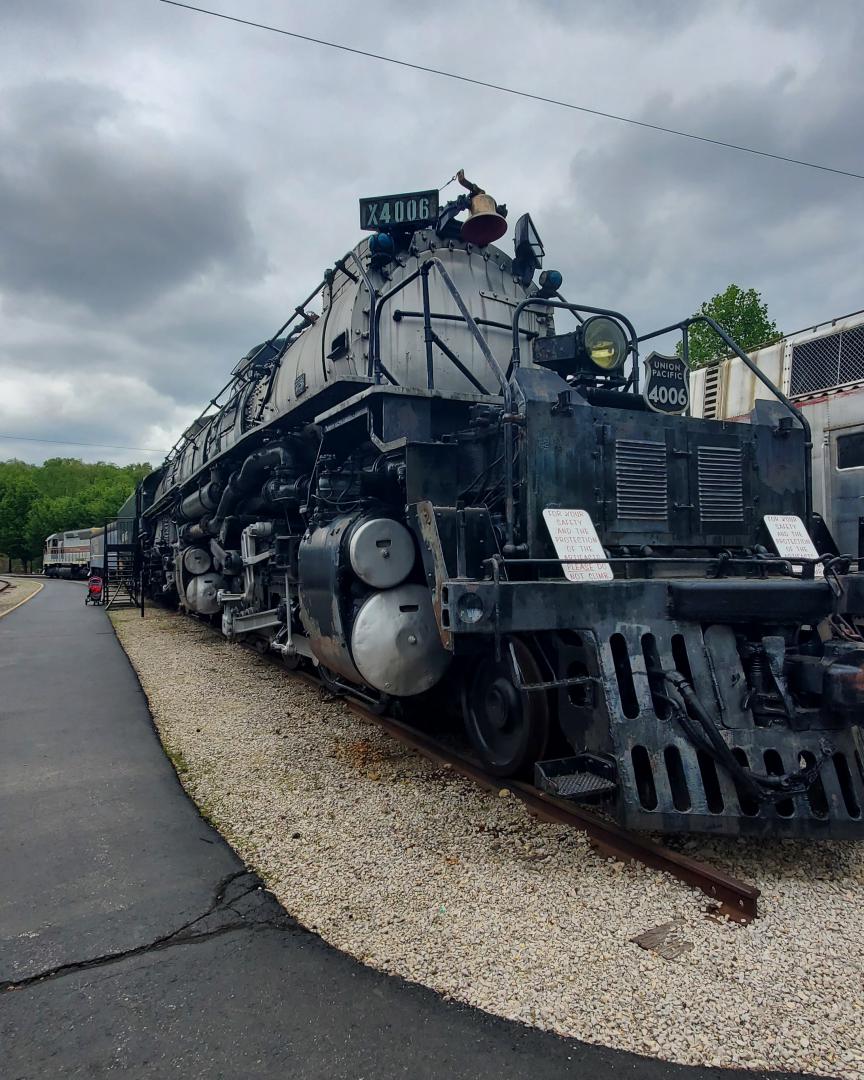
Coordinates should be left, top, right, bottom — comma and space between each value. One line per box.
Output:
182, 547, 212, 575
185, 573, 225, 615
348, 517, 415, 589
350, 584, 450, 695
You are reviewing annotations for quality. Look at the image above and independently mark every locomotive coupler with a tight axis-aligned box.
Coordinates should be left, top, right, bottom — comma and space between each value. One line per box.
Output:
787, 640, 864, 724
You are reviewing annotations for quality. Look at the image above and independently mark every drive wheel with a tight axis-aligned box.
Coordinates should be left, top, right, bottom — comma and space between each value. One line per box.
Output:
462, 638, 549, 777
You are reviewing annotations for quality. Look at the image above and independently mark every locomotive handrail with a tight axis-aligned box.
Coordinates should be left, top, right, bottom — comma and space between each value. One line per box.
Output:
161, 276, 329, 466
370, 259, 511, 402
349, 250, 378, 380
162, 374, 236, 465
392, 309, 539, 340
485, 554, 822, 567
371, 263, 424, 380
428, 259, 515, 547
510, 299, 641, 392
371, 257, 517, 547
427, 260, 511, 403
639, 315, 814, 529
484, 552, 830, 582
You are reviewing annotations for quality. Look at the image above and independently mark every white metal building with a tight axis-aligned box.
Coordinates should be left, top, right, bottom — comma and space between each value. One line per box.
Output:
691, 309, 864, 554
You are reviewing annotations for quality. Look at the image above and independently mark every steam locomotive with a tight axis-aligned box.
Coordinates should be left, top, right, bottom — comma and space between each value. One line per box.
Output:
137, 173, 864, 838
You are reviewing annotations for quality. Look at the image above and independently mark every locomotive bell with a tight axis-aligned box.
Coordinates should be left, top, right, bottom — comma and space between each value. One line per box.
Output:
457, 169, 508, 246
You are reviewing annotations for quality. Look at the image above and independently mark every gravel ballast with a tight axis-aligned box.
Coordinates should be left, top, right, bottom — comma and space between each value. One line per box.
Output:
111, 606, 864, 1078
0, 576, 43, 616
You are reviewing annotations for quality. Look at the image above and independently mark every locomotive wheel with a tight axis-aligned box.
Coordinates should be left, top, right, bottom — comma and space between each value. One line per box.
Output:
462, 638, 549, 777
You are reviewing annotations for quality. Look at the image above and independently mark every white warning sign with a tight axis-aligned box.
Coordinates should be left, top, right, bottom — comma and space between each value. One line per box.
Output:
764, 514, 822, 575
542, 508, 613, 582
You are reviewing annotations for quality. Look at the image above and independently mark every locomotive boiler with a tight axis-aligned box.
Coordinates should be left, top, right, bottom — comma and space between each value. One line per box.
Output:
137, 172, 864, 838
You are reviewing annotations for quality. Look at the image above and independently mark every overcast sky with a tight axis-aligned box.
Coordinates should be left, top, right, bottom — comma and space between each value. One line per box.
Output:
2, 0, 862, 466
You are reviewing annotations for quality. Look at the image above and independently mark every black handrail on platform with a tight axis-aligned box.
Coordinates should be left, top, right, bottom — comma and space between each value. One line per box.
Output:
510, 298, 641, 392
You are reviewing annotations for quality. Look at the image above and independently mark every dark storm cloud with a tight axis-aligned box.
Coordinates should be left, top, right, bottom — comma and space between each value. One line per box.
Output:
740, 0, 861, 30
549, 34, 864, 334
1, 0, 862, 465
537, 0, 709, 32
0, 79, 261, 315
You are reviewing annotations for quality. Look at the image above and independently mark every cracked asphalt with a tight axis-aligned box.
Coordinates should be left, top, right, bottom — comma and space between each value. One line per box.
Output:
0, 581, 820, 1079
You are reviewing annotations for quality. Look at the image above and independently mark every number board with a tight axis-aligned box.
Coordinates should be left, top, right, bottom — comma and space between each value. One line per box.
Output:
642, 351, 690, 414
542, 508, 613, 582
359, 189, 439, 231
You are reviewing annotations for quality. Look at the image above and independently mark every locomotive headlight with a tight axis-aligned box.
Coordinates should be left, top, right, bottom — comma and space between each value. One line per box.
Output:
582, 316, 628, 372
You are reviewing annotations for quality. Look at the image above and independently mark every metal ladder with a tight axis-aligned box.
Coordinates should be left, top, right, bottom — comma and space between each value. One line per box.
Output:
104, 551, 137, 609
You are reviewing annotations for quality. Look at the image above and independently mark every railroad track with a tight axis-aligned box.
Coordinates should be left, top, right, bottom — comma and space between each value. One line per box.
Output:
150, 612, 761, 923
339, 696, 760, 924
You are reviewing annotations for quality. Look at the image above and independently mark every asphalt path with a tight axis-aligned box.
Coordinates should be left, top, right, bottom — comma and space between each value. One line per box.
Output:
0, 580, 822, 1078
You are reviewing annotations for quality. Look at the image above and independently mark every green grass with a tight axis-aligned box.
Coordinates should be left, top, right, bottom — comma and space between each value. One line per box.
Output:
166, 744, 191, 776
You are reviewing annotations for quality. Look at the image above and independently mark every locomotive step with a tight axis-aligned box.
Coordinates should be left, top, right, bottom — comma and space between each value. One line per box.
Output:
534, 755, 618, 802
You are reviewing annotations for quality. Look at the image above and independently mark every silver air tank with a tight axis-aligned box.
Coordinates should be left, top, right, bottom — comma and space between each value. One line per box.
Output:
298, 513, 450, 697
185, 573, 224, 615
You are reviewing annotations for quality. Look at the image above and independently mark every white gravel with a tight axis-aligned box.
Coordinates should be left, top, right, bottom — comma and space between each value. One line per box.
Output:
0, 576, 43, 616
111, 605, 864, 1078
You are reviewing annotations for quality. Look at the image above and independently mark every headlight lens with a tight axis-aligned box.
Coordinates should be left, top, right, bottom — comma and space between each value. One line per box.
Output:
582, 316, 628, 371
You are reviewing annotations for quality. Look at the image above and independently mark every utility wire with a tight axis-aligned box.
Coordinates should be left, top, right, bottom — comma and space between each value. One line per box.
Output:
159, 0, 864, 183
0, 433, 169, 454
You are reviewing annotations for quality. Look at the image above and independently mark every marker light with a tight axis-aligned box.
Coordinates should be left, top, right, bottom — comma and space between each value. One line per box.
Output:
537, 269, 562, 297
369, 232, 395, 257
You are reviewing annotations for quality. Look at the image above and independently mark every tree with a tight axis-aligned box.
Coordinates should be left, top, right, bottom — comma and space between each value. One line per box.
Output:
0, 457, 151, 569
679, 284, 781, 369
0, 475, 39, 568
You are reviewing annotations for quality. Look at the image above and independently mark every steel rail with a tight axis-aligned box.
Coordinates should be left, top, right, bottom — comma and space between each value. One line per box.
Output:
204, 625, 761, 923
340, 697, 760, 923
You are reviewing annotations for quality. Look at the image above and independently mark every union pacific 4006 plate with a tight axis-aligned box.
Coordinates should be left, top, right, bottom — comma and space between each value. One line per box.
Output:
359, 189, 439, 231
542, 508, 613, 582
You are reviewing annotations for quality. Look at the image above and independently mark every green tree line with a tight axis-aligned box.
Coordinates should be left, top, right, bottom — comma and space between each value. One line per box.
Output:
0, 458, 151, 570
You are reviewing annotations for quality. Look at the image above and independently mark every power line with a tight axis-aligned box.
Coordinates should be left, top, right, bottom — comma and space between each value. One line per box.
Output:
0, 433, 168, 454
159, 0, 864, 183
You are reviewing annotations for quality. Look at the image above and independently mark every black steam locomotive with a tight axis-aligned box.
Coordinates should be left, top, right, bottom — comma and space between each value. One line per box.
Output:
137, 173, 864, 838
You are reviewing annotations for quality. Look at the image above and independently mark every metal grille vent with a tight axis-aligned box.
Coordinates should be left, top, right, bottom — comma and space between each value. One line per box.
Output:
698, 446, 744, 524
615, 440, 668, 521
702, 365, 720, 419
789, 325, 864, 397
